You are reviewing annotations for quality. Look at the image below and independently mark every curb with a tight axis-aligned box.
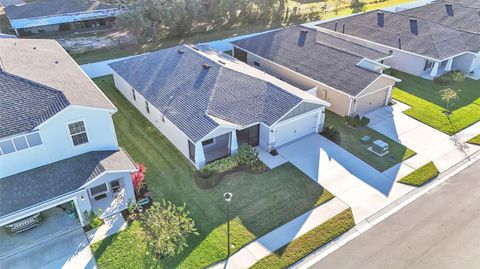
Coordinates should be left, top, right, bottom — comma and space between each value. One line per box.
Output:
292, 150, 480, 269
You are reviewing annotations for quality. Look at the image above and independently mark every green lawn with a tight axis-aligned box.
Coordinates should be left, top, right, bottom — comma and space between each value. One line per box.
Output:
251, 209, 355, 269
91, 76, 334, 269
398, 161, 439, 187
391, 70, 480, 135
467, 135, 480, 145
71, 0, 414, 64
324, 111, 416, 172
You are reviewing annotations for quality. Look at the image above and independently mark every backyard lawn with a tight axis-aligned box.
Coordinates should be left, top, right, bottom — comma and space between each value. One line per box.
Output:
324, 111, 416, 172
391, 70, 480, 135
91, 76, 334, 269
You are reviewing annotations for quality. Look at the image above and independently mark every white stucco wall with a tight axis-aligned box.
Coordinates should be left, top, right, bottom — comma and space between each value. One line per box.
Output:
112, 71, 193, 162
0, 106, 118, 178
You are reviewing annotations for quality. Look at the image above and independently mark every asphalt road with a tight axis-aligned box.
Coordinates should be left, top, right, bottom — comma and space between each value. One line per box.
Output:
311, 160, 480, 269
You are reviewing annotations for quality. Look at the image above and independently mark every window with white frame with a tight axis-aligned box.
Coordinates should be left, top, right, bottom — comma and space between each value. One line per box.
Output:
110, 180, 121, 193
0, 132, 43, 156
89, 183, 108, 199
68, 121, 89, 146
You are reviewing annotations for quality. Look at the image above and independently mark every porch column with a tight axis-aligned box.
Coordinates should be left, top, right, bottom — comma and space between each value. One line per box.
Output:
230, 131, 238, 154
444, 58, 453, 72
430, 61, 440, 77
194, 142, 206, 168
385, 85, 393, 106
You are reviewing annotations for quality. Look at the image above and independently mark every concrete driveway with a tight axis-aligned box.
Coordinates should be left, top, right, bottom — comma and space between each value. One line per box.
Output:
278, 134, 416, 223
278, 102, 479, 224
0, 228, 97, 269
365, 102, 480, 173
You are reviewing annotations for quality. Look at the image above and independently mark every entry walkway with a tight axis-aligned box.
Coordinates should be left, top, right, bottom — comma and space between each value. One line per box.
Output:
209, 197, 348, 269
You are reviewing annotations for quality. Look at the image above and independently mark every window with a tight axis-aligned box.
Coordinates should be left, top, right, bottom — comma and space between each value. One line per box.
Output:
0, 140, 15, 154
202, 138, 214, 146
68, 121, 89, 146
110, 180, 121, 193
89, 183, 108, 199
26, 133, 42, 147
13, 136, 28, 151
188, 140, 195, 162
132, 89, 136, 101
145, 101, 150, 114
424, 60, 434, 71
254, 61, 260, 68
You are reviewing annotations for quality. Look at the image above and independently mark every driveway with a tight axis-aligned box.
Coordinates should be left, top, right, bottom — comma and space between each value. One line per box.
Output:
278, 103, 479, 224
365, 102, 480, 173
278, 134, 415, 223
0, 228, 97, 269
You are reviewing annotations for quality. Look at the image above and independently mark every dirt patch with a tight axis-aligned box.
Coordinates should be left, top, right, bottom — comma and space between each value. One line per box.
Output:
57, 30, 137, 53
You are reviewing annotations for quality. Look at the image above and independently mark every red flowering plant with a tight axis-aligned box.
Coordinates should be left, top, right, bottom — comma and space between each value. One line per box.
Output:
131, 163, 146, 197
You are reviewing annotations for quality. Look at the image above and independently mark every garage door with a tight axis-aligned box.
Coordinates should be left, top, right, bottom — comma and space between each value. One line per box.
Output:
274, 112, 318, 147
355, 88, 388, 114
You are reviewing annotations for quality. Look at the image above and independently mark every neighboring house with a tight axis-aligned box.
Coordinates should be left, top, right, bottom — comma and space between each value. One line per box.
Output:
317, 10, 480, 79
400, 2, 480, 34
109, 44, 330, 169
0, 33, 16, 38
231, 26, 400, 116
0, 39, 137, 230
438, 0, 480, 9
4, 0, 120, 37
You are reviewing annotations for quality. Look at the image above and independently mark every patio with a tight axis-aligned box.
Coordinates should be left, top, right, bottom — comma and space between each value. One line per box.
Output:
0, 206, 81, 261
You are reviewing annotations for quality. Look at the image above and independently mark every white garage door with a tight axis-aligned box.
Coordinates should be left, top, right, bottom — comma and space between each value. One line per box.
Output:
274, 112, 318, 147
355, 88, 388, 114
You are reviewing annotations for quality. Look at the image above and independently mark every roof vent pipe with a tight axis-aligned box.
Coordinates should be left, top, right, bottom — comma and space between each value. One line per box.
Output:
409, 18, 418, 35
334, 21, 338, 31
177, 49, 185, 54
298, 29, 308, 47
397, 34, 402, 50
377, 11, 384, 27
445, 3, 454, 16
202, 63, 211, 69
342, 23, 345, 34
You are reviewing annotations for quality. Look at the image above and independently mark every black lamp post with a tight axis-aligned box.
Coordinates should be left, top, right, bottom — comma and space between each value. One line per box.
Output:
224, 192, 232, 257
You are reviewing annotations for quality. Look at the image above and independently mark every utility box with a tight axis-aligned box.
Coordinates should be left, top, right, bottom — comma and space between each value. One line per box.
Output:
372, 139, 389, 155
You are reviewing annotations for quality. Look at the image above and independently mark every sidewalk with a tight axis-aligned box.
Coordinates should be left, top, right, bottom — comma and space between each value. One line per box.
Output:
86, 213, 127, 244
209, 198, 349, 269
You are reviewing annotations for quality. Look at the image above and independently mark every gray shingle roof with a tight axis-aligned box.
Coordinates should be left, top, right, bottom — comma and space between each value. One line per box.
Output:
318, 10, 480, 60
5, 0, 115, 20
0, 149, 136, 218
231, 26, 382, 96
109, 45, 303, 143
440, 0, 480, 9
0, 71, 70, 139
401, 2, 480, 34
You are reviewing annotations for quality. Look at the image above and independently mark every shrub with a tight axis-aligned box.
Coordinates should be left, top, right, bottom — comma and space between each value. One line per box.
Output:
344, 114, 370, 128
198, 167, 215, 179
202, 155, 238, 176
83, 210, 103, 229
323, 125, 340, 142
236, 144, 259, 168
131, 163, 146, 195
140, 200, 198, 258
450, 71, 466, 82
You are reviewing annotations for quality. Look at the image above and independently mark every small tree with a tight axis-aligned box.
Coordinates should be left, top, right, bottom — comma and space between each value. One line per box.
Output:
131, 163, 146, 195
440, 88, 459, 116
140, 200, 198, 258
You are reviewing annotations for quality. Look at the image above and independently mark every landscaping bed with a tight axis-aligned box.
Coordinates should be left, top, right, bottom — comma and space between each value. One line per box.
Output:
91, 76, 334, 269
251, 209, 355, 269
398, 161, 439, 187
322, 111, 416, 172
391, 70, 480, 135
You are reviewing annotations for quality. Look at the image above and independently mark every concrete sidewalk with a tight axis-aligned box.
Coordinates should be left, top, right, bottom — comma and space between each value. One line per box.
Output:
209, 198, 349, 269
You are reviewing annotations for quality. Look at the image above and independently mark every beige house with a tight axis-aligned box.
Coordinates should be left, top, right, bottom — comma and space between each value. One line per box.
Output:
232, 26, 400, 116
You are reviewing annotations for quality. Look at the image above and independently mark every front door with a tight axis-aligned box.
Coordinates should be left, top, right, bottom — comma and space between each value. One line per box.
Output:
236, 125, 259, 147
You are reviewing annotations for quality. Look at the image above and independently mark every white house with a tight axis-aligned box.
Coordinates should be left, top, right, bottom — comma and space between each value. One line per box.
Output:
109, 45, 330, 169
0, 39, 137, 234
317, 10, 480, 80
231, 26, 400, 116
